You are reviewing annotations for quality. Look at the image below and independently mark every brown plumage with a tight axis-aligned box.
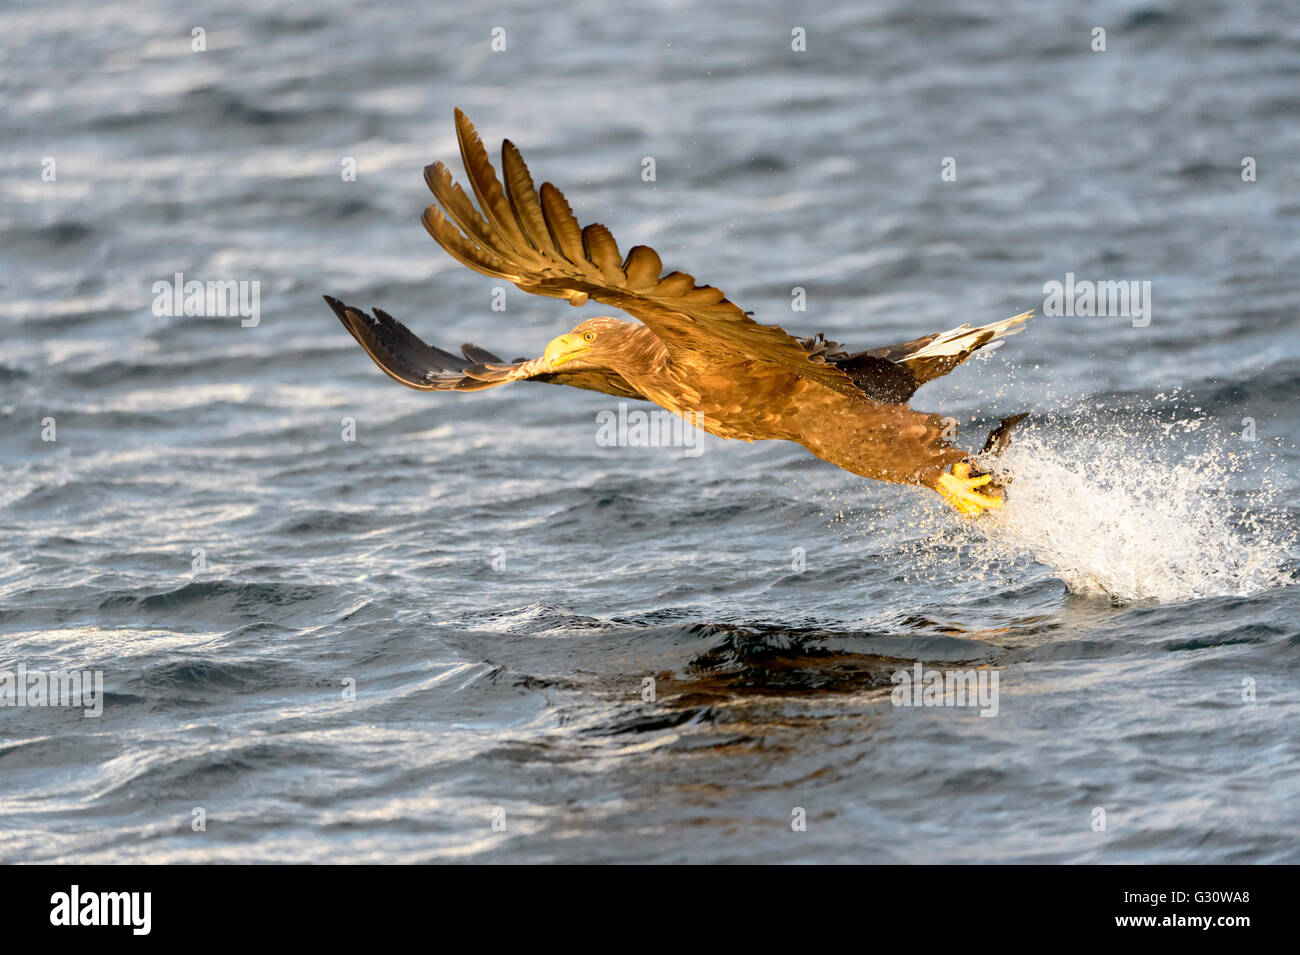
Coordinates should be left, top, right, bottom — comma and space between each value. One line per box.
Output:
326, 110, 1034, 514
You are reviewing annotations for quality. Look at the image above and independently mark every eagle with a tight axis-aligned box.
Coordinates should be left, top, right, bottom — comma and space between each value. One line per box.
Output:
325, 110, 1033, 516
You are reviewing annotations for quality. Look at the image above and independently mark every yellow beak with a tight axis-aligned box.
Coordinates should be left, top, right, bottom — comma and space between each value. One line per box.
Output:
542, 333, 586, 368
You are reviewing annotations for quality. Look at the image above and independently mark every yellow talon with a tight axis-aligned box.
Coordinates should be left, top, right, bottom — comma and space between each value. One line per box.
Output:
935, 461, 1005, 517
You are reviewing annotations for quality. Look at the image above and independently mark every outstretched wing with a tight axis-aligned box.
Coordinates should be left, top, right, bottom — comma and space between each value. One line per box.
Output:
799, 310, 1034, 403
420, 109, 864, 399
324, 295, 647, 399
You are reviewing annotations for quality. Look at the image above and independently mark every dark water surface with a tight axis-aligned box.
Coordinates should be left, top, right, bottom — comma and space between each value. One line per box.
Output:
1, 0, 1297, 862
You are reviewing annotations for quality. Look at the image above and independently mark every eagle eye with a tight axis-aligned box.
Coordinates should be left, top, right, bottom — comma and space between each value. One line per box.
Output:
583, 331, 596, 343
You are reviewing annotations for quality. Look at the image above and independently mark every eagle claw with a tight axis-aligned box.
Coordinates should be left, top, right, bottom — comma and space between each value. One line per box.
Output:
935, 461, 1005, 517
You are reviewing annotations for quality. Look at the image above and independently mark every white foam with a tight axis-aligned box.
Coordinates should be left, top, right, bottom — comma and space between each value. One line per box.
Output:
971, 408, 1296, 602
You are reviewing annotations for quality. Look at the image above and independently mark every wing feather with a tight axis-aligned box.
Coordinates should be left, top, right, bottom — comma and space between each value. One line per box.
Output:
454, 110, 537, 261
325, 295, 646, 400
422, 110, 863, 398
420, 206, 519, 281
421, 161, 512, 261
502, 140, 561, 257
539, 181, 592, 271
622, 245, 662, 290
461, 342, 504, 364
581, 224, 625, 283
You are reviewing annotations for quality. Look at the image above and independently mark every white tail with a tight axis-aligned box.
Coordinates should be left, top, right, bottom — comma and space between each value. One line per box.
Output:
904, 309, 1035, 362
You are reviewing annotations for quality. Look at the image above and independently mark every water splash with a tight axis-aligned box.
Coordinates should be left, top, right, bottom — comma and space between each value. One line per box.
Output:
971, 405, 1296, 603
